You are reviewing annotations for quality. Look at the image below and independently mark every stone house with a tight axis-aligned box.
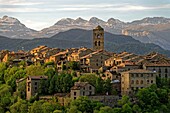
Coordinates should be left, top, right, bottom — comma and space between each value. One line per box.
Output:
70, 82, 95, 100
67, 48, 93, 61
121, 69, 156, 96
26, 75, 48, 100
80, 50, 111, 72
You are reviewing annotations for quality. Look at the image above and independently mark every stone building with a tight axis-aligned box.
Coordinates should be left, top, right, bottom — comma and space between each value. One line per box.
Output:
2, 51, 26, 62
143, 63, 170, 78
80, 50, 111, 72
26, 75, 48, 100
121, 69, 156, 96
70, 82, 95, 100
93, 25, 104, 51
67, 48, 93, 61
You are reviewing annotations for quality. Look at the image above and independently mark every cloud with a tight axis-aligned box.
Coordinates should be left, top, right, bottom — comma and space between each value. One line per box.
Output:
0, 8, 53, 13
0, 3, 170, 13
0, 0, 43, 5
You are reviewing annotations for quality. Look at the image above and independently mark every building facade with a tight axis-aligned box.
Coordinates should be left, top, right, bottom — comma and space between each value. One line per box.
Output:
26, 76, 48, 100
70, 82, 95, 100
121, 69, 156, 96
93, 25, 104, 51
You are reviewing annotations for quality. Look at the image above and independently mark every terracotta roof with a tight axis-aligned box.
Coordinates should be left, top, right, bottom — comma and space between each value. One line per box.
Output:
71, 82, 89, 90
121, 69, 155, 74
52, 51, 68, 57
80, 50, 110, 59
144, 63, 170, 67
28, 75, 48, 80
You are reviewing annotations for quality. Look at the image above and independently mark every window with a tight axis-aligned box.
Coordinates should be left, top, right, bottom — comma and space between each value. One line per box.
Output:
159, 74, 161, 77
136, 74, 139, 77
147, 80, 149, 84
141, 80, 143, 84
136, 80, 139, 84
74, 92, 76, 96
131, 80, 134, 84
165, 74, 168, 78
89, 86, 92, 90
101, 56, 103, 59
131, 74, 134, 77
28, 88, 30, 91
165, 68, 168, 73
141, 74, 143, 77
83, 92, 85, 96
95, 41, 97, 46
158, 69, 161, 73
96, 63, 98, 66
96, 59, 98, 62
151, 80, 153, 83
35, 87, 37, 90
98, 41, 100, 46
74, 97, 76, 100
35, 82, 37, 85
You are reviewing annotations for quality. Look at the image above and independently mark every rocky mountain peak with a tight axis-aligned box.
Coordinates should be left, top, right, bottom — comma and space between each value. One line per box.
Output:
1, 15, 20, 24
107, 18, 123, 24
89, 17, 106, 24
73, 17, 88, 24
55, 18, 75, 25
131, 17, 170, 25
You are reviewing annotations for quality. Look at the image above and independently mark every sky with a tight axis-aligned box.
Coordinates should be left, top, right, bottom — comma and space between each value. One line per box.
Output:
0, 0, 170, 30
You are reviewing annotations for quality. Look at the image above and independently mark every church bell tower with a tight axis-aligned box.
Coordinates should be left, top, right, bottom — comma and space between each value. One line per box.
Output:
93, 25, 104, 51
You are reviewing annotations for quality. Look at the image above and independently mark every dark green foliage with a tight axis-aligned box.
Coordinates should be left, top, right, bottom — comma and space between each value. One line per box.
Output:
103, 78, 112, 95
69, 96, 103, 113
26, 65, 44, 76
67, 61, 80, 70
10, 99, 28, 113
0, 62, 7, 83
95, 77, 104, 94
79, 74, 98, 86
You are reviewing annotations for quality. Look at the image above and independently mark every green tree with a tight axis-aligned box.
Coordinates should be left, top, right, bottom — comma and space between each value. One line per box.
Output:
118, 95, 131, 106
26, 65, 44, 76
95, 77, 104, 94
79, 74, 98, 86
10, 99, 28, 113
67, 61, 80, 70
42, 102, 56, 113
70, 96, 94, 113
98, 106, 114, 113
0, 62, 7, 83
49, 75, 58, 94
103, 78, 112, 94
30, 101, 43, 113
121, 104, 132, 113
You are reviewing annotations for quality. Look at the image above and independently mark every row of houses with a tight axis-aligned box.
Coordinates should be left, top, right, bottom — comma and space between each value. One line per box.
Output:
1, 25, 170, 106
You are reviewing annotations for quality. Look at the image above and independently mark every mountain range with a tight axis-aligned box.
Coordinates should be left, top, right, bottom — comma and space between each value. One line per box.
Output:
0, 16, 170, 50
0, 29, 170, 57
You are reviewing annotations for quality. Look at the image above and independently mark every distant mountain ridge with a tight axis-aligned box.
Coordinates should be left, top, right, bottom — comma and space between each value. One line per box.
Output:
0, 29, 170, 57
1, 15, 170, 50
0, 16, 37, 39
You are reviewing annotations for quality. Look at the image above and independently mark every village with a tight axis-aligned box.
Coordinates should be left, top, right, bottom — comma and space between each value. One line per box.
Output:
0, 25, 170, 108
